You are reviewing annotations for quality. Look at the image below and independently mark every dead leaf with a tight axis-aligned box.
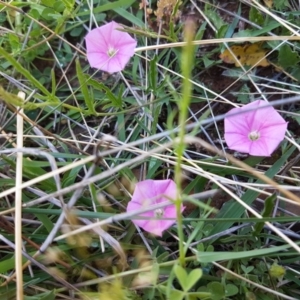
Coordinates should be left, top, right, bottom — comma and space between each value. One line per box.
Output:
220, 43, 270, 68
263, 0, 273, 8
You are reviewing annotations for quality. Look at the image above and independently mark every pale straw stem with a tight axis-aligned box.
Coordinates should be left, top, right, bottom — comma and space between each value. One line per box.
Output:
16, 92, 25, 300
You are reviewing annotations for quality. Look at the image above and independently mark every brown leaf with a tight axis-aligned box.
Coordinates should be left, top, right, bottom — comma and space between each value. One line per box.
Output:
263, 0, 273, 8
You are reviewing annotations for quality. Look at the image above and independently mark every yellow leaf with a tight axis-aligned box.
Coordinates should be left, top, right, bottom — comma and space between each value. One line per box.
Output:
220, 43, 270, 68
263, 0, 273, 8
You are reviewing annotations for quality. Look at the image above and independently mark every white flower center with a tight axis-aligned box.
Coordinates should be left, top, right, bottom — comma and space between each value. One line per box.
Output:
107, 46, 117, 57
155, 208, 164, 218
248, 130, 260, 141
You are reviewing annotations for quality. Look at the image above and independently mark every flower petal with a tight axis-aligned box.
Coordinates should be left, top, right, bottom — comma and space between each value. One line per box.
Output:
248, 139, 271, 156
85, 21, 137, 73
224, 100, 287, 156
224, 132, 252, 153
126, 179, 183, 236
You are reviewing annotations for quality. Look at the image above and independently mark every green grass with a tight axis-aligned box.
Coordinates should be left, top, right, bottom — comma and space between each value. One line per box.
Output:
0, 0, 300, 299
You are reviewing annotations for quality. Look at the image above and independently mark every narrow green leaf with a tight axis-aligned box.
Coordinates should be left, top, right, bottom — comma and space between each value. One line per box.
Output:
35, 213, 54, 233
84, 76, 122, 108
233, 20, 280, 38
0, 86, 26, 107
196, 243, 297, 263
0, 87, 54, 110
117, 113, 126, 141
51, 68, 56, 96
224, 4, 241, 38
75, 59, 96, 114
253, 192, 277, 235
24, 290, 55, 300
0, 255, 28, 273
149, 55, 158, 91
0, 47, 59, 103
209, 145, 295, 240
113, 8, 144, 27
81, 0, 136, 15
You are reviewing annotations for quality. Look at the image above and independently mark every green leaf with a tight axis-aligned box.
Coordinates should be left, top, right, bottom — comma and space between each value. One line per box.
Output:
24, 290, 55, 300
207, 282, 224, 300
204, 6, 225, 31
185, 269, 202, 291
253, 192, 277, 235
174, 265, 202, 292
28, 4, 48, 16
202, 55, 215, 68
237, 84, 251, 103
274, 0, 289, 10
78, 0, 135, 15
290, 68, 300, 81
224, 5, 240, 38
0, 255, 28, 274
113, 8, 145, 27
75, 59, 96, 114
188, 291, 212, 299
61, 0, 75, 13
86, 76, 122, 109
233, 20, 280, 38
196, 242, 298, 263
41, 0, 55, 7
292, 110, 300, 125
0, 47, 59, 104
149, 55, 158, 91
208, 145, 295, 239
278, 44, 300, 68
225, 284, 239, 297
51, 68, 56, 96
8, 33, 20, 52
0, 86, 26, 107
147, 157, 164, 179
249, 6, 264, 26
41, 7, 61, 20
35, 213, 54, 233
169, 289, 185, 300
174, 265, 188, 291
241, 265, 254, 274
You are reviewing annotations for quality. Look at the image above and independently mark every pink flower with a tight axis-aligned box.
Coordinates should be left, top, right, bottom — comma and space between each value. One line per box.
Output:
127, 179, 184, 236
224, 100, 287, 156
85, 21, 137, 73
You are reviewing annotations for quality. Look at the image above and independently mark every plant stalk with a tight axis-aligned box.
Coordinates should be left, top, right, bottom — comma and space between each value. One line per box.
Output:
174, 20, 196, 266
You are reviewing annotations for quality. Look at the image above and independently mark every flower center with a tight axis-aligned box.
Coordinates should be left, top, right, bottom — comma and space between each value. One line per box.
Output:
155, 208, 164, 218
107, 46, 117, 57
248, 130, 260, 141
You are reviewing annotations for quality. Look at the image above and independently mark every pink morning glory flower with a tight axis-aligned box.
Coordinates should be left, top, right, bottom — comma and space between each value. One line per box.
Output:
127, 179, 184, 236
224, 100, 287, 156
85, 21, 137, 73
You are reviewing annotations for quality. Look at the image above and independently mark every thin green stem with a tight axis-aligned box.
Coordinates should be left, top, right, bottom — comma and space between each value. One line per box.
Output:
174, 21, 196, 266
